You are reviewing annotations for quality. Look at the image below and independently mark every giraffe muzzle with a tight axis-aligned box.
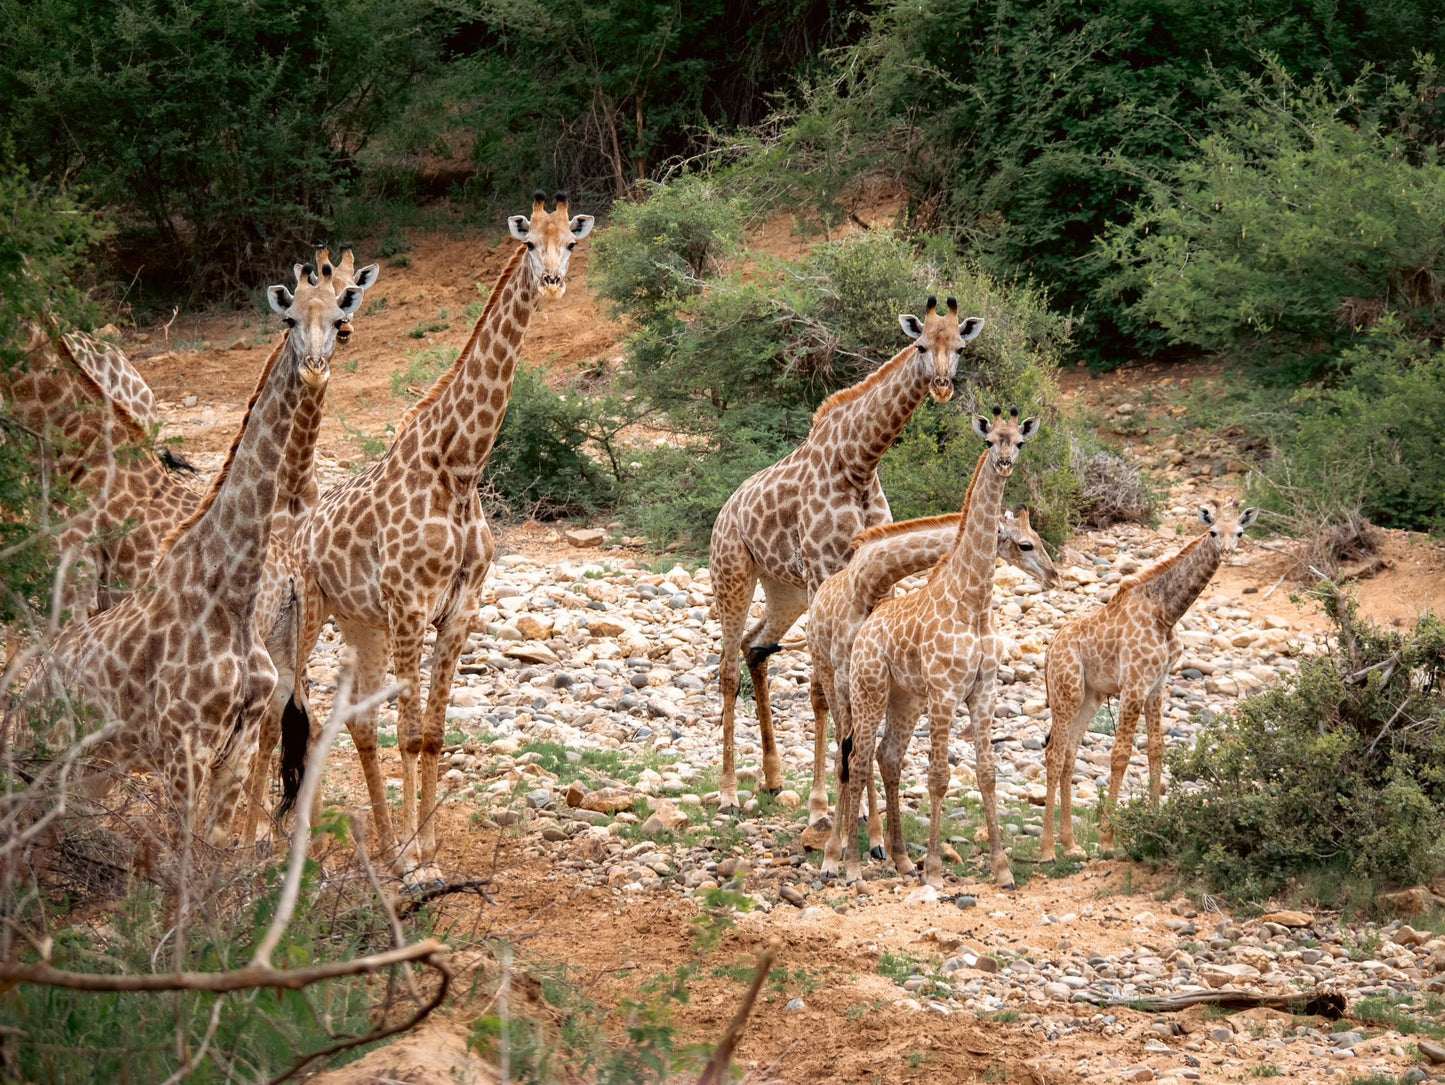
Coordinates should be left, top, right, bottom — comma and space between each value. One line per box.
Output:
929, 377, 955, 403
540, 274, 566, 298
302, 355, 330, 385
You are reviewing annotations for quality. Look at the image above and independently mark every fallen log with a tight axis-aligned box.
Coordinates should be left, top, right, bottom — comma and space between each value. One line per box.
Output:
1070, 987, 1346, 1019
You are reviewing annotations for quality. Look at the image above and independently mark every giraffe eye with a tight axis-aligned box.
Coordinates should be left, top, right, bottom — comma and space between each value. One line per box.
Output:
1019, 542, 1034, 551
526, 241, 536, 251
284, 317, 297, 328
334, 319, 346, 329
567, 240, 576, 250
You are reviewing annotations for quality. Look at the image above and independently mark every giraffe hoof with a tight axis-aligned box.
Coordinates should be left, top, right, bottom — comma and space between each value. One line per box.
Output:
762, 787, 782, 798
869, 846, 887, 861
719, 804, 741, 818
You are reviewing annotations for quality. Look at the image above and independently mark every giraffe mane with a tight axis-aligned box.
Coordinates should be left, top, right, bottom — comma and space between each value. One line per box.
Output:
1114, 529, 1210, 599
155, 335, 288, 560
926, 450, 987, 583
810, 341, 917, 426
851, 512, 963, 549
397, 245, 528, 433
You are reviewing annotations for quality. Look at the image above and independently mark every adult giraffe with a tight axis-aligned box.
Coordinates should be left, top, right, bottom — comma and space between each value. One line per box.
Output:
289, 192, 593, 885
16, 267, 367, 843
709, 297, 984, 812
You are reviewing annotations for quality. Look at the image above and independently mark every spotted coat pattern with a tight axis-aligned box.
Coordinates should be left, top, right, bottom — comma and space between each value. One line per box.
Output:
1040, 502, 1258, 860
708, 299, 984, 811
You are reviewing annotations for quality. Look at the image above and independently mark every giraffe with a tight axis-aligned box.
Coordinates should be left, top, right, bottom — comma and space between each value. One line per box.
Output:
805, 507, 1057, 858
1040, 501, 1258, 861
5, 323, 202, 617
821, 408, 1040, 889
288, 192, 593, 884
16, 266, 367, 844
709, 297, 985, 812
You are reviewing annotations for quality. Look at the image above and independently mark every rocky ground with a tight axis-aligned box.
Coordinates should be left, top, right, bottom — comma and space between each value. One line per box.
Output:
119, 233, 1445, 1083
271, 462, 1445, 1084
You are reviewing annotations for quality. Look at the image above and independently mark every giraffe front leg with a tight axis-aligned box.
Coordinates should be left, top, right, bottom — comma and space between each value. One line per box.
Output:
967, 685, 1014, 890
1144, 688, 1166, 811
387, 605, 428, 880
338, 620, 401, 867
1099, 691, 1143, 853
866, 760, 886, 861
412, 615, 470, 889
923, 698, 954, 890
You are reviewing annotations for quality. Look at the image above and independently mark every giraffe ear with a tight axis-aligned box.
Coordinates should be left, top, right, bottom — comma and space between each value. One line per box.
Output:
960, 317, 985, 343
899, 313, 924, 339
1197, 505, 1215, 525
508, 215, 531, 242
569, 214, 595, 240
337, 286, 366, 316
972, 414, 993, 440
351, 263, 381, 291
1238, 507, 1260, 530
1017, 416, 1039, 441
267, 285, 294, 314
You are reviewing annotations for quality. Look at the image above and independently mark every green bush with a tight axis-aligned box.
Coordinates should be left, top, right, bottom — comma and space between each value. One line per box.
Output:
1246, 320, 1445, 534
0, 0, 443, 296
1098, 65, 1445, 363
1117, 587, 1445, 903
720, 0, 1445, 360
596, 214, 1103, 550
486, 364, 631, 520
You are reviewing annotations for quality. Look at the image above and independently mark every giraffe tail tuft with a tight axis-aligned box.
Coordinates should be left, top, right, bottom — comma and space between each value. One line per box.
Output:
275, 695, 310, 819
744, 643, 784, 667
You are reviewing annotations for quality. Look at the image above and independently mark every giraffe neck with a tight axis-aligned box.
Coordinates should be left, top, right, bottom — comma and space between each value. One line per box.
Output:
851, 518, 962, 611
937, 452, 1008, 614
1135, 533, 1225, 626
161, 336, 302, 602
810, 343, 931, 481
272, 355, 324, 544
405, 246, 535, 475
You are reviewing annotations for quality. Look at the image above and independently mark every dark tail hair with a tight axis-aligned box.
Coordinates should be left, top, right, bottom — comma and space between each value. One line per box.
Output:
275, 695, 310, 818
1043, 727, 1052, 749
840, 735, 854, 784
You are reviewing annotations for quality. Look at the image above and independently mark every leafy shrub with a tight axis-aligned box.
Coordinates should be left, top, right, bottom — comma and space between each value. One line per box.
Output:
1098, 65, 1445, 363
719, 0, 1445, 359
486, 364, 631, 520
590, 177, 745, 326
597, 216, 1093, 550
0, 0, 443, 297
1247, 321, 1445, 534
1117, 586, 1445, 903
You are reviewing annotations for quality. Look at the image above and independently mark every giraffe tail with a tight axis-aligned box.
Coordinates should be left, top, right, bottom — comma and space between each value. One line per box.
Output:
275, 694, 310, 818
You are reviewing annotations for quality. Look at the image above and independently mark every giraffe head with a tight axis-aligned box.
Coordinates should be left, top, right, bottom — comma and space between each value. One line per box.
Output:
266, 260, 370, 388
508, 189, 595, 300
313, 247, 380, 344
1197, 501, 1259, 553
972, 405, 1039, 477
998, 505, 1057, 587
898, 296, 984, 403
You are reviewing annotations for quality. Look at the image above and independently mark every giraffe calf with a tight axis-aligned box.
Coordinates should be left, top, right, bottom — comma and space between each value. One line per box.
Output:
1042, 502, 1258, 861
806, 508, 1057, 858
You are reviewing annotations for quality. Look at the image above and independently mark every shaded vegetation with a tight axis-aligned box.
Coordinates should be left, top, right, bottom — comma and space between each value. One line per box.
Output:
1118, 585, 1445, 904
